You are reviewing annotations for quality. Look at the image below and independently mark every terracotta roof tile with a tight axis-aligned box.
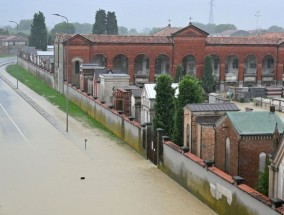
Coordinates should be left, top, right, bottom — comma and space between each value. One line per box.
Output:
184, 152, 205, 167
277, 206, 284, 215
238, 184, 271, 205
83, 34, 172, 44
153, 26, 181, 36
208, 167, 234, 183
206, 36, 282, 45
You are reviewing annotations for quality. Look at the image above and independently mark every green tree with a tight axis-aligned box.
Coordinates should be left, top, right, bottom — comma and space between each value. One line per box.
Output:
118, 26, 128, 35
73, 22, 92, 34
174, 64, 184, 82
214, 24, 237, 33
257, 160, 270, 196
128, 28, 138, 35
92, 9, 106, 34
0, 28, 9, 35
268, 25, 284, 32
202, 56, 214, 93
29, 11, 47, 51
173, 75, 203, 146
154, 74, 176, 137
106, 12, 118, 35
49, 22, 75, 43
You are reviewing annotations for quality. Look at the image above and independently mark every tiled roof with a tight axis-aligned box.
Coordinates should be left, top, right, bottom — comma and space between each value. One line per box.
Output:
152, 26, 181, 36
206, 36, 283, 45
186, 103, 239, 112
227, 111, 284, 135
196, 116, 221, 125
82, 34, 172, 44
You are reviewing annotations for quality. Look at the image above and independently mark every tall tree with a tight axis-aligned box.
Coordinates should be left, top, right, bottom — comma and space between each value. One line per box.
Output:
106, 12, 118, 35
49, 22, 75, 43
92, 9, 106, 34
29, 11, 47, 51
173, 75, 203, 146
154, 74, 176, 137
202, 56, 214, 93
174, 64, 184, 82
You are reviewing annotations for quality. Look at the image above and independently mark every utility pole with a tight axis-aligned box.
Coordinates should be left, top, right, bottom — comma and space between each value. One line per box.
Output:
9, 21, 19, 89
53, 13, 69, 132
209, 0, 215, 24
255, 11, 260, 35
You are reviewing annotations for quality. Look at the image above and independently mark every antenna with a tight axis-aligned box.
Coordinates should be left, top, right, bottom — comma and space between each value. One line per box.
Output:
255, 11, 260, 35
209, 0, 215, 24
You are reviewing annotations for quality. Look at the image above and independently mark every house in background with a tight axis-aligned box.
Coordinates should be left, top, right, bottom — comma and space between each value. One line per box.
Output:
183, 103, 239, 161
215, 111, 284, 188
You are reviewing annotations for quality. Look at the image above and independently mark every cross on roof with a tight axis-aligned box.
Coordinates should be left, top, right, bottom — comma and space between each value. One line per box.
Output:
189, 17, 193, 24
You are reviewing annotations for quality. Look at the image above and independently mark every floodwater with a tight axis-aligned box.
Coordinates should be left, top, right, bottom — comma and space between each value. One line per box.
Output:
0, 62, 217, 215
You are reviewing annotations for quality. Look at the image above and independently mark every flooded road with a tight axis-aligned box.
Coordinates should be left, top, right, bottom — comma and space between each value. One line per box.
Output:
0, 62, 217, 215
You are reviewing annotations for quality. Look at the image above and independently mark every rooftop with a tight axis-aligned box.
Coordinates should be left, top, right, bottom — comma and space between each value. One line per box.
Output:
227, 111, 284, 135
186, 103, 239, 112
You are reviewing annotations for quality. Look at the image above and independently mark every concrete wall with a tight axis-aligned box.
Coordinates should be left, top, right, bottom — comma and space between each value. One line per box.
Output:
18, 58, 55, 89
65, 84, 145, 157
161, 141, 280, 215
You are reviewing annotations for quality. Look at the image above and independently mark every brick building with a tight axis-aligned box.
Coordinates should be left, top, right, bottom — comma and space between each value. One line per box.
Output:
215, 111, 284, 188
183, 103, 239, 161
54, 23, 284, 94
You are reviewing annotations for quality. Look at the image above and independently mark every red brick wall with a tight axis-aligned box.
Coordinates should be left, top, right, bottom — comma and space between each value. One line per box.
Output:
239, 137, 273, 188
215, 117, 274, 188
201, 126, 215, 161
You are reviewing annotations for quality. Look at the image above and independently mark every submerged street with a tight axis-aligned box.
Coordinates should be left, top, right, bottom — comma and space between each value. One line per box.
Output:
0, 61, 216, 215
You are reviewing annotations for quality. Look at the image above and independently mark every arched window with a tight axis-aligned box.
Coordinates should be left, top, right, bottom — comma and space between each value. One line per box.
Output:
225, 137, 230, 173
259, 152, 266, 173
75, 61, 80, 74
186, 124, 190, 148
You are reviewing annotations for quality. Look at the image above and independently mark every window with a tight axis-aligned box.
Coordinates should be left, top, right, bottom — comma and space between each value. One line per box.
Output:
259, 152, 266, 173
225, 137, 230, 173
267, 58, 274, 69
233, 59, 238, 69
75, 61, 80, 74
214, 59, 219, 70
250, 63, 256, 69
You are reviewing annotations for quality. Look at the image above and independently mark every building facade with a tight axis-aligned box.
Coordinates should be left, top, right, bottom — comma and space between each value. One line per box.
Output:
54, 23, 284, 93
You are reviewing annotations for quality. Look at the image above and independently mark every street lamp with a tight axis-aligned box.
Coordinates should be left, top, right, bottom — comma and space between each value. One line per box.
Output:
9, 20, 19, 89
53, 13, 69, 132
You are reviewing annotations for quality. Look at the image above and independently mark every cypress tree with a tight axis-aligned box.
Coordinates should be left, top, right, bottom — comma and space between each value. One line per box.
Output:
173, 75, 203, 146
153, 74, 176, 137
202, 55, 214, 93
29, 11, 47, 51
92, 9, 106, 34
106, 12, 118, 35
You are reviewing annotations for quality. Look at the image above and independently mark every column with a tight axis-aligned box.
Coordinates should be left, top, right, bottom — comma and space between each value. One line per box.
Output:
238, 64, 244, 87
220, 63, 225, 92
257, 63, 262, 87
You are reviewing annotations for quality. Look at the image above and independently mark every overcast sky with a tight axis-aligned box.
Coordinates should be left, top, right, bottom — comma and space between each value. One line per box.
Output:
2, 0, 284, 31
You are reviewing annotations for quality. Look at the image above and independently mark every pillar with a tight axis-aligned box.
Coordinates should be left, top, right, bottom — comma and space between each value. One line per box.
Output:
220, 63, 225, 92
257, 63, 262, 87
238, 64, 244, 87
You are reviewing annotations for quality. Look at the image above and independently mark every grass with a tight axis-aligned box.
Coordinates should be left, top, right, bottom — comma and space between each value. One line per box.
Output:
6, 64, 115, 137
0, 54, 14, 58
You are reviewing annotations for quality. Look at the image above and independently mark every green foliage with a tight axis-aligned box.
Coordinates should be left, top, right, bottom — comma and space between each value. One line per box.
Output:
118, 26, 129, 35
268, 25, 284, 32
73, 22, 92, 34
173, 75, 203, 146
0, 28, 9, 35
257, 160, 270, 196
214, 24, 237, 33
128, 28, 139, 35
202, 56, 214, 93
174, 64, 184, 82
18, 19, 32, 32
106, 12, 118, 35
92, 9, 106, 34
29, 11, 47, 51
6, 64, 113, 134
49, 22, 75, 43
154, 74, 176, 137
